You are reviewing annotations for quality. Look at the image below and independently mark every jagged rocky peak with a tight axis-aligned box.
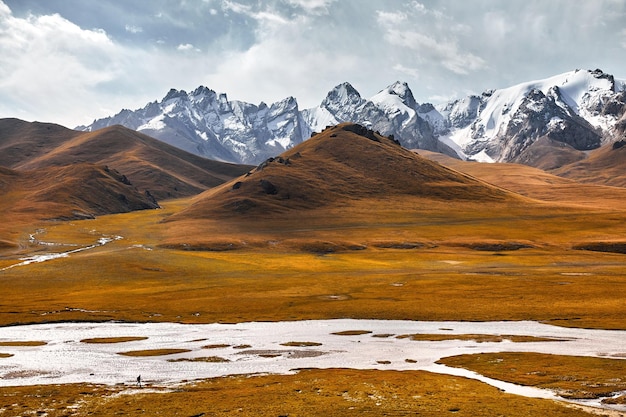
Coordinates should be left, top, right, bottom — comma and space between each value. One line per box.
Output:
589, 68, 615, 86
322, 82, 363, 107
191, 85, 214, 96
442, 95, 484, 129
381, 81, 418, 109
80, 69, 626, 167
163, 88, 188, 102
270, 96, 299, 113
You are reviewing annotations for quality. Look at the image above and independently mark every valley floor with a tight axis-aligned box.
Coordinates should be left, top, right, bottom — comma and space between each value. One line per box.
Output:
2, 197, 626, 415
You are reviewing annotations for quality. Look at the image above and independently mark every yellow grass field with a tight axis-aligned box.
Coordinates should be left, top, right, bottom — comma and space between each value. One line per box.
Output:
2, 191, 626, 415
2, 197, 626, 330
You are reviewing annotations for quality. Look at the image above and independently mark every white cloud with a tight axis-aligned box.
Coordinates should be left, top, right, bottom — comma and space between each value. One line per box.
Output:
286, 0, 335, 13
382, 28, 485, 75
125, 24, 143, 34
205, 11, 361, 108
0, 4, 125, 125
393, 64, 419, 79
409, 1, 426, 13
376, 4, 486, 76
177, 43, 196, 51
221, 0, 289, 26
375, 10, 407, 26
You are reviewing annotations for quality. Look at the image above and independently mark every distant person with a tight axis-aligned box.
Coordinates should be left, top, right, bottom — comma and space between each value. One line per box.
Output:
137, 375, 142, 388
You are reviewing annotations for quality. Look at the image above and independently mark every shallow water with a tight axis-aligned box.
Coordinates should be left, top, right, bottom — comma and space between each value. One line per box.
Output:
1, 319, 625, 410
0, 235, 123, 271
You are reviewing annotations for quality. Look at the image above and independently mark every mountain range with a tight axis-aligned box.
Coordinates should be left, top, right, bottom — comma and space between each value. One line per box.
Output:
0, 118, 250, 249
79, 69, 626, 167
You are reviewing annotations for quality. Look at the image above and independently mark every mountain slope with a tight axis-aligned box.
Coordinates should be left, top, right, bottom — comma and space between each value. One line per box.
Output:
169, 123, 523, 223
551, 140, 626, 187
0, 119, 251, 200
0, 163, 159, 222
0, 118, 84, 167
419, 150, 626, 210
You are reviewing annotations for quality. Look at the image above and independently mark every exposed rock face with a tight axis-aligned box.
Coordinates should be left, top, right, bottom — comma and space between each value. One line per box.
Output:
80, 69, 626, 167
490, 88, 602, 161
82, 87, 311, 164
434, 69, 626, 163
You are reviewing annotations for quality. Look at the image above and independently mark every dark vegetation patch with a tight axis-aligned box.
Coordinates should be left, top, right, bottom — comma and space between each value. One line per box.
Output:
202, 344, 231, 349
292, 241, 367, 254
280, 341, 322, 347
331, 330, 372, 336
81, 336, 148, 344
573, 242, 626, 254
168, 356, 230, 363
370, 241, 426, 249
117, 349, 192, 357
449, 241, 534, 251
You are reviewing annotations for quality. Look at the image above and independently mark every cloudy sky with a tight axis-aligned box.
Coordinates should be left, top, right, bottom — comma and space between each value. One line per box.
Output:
1, 0, 625, 128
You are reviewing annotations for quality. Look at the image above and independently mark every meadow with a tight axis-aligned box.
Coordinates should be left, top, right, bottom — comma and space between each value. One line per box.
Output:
2, 186, 626, 415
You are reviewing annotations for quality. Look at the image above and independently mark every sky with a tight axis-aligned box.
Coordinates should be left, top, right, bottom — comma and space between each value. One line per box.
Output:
1, 0, 625, 128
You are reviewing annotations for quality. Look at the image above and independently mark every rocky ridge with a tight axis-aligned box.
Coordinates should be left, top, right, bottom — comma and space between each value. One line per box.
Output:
80, 69, 626, 167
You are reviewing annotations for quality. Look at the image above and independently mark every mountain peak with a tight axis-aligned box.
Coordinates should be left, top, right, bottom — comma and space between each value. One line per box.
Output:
191, 86, 215, 97
163, 88, 187, 102
322, 82, 363, 107
80, 69, 626, 167
389, 81, 417, 104
373, 81, 418, 109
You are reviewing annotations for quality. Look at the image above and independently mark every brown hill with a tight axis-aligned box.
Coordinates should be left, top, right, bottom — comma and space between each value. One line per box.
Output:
419, 150, 626, 210
0, 118, 83, 167
0, 163, 159, 249
0, 119, 251, 200
550, 141, 626, 187
511, 137, 586, 171
169, 123, 524, 222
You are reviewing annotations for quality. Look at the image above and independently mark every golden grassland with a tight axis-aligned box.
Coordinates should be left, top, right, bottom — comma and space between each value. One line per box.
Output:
0, 369, 599, 417
440, 352, 626, 401
3, 194, 626, 415
0, 341, 47, 347
395, 334, 564, 343
2, 197, 626, 330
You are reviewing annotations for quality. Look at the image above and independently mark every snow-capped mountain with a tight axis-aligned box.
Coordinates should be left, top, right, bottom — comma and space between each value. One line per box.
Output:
302, 81, 450, 153
435, 69, 626, 162
82, 86, 311, 164
80, 82, 452, 164
80, 69, 626, 166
